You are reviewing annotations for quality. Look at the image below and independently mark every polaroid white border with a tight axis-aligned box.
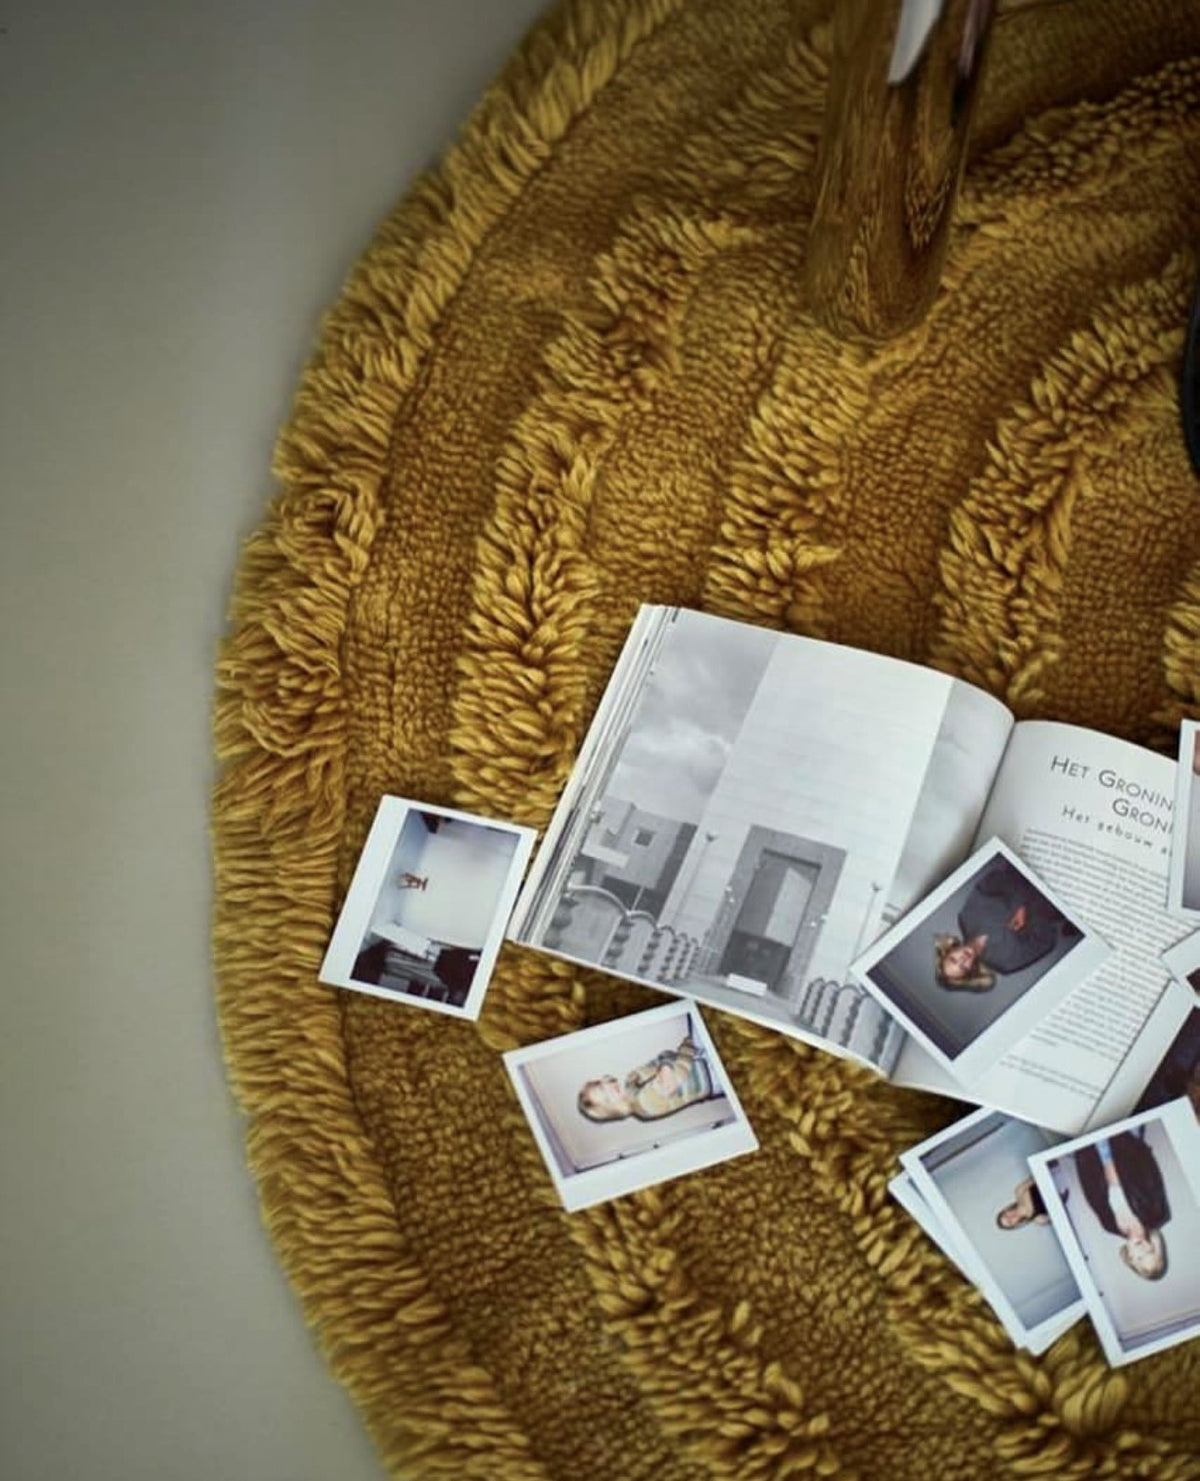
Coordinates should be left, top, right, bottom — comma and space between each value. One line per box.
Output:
502, 999, 757, 1211
1161, 929, 1200, 992
1029, 1098, 1200, 1367
890, 1169, 1080, 1353
888, 1170, 981, 1286
1168, 720, 1200, 922
852, 837, 1110, 1083
319, 795, 537, 1020
901, 1107, 1085, 1354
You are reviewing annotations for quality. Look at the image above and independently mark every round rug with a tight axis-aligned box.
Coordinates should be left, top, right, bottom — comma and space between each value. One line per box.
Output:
214, 2, 1200, 1476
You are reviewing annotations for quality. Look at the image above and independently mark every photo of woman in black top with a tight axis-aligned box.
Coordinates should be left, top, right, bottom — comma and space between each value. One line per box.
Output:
934, 856, 1077, 993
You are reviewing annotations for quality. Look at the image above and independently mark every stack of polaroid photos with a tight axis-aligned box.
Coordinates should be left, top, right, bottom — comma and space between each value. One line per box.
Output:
885, 719, 1200, 1367
890, 1095, 1200, 1367
315, 600, 1200, 1369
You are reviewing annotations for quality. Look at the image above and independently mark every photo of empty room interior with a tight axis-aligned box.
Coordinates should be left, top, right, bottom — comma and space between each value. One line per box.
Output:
352, 811, 519, 1007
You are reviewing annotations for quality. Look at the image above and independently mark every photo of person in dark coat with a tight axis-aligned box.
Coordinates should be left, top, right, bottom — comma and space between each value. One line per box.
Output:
934, 856, 1075, 992
1074, 1131, 1170, 1281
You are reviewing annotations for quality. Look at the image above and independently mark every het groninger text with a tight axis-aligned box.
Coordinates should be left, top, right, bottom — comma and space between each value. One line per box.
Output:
1050, 753, 1172, 849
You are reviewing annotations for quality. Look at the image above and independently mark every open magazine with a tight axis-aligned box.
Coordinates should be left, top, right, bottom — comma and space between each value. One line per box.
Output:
508, 606, 1193, 1134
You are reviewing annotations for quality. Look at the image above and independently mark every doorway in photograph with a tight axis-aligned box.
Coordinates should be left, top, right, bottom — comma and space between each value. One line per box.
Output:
710, 829, 845, 996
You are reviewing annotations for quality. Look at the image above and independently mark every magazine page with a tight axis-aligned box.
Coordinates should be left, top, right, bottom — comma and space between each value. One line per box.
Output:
892, 722, 1193, 1132
510, 605, 1011, 1069
885, 680, 1015, 920
1093, 978, 1197, 1128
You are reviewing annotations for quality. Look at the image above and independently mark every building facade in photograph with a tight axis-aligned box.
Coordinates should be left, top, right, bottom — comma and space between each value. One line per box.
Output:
524, 609, 952, 1066
576, 799, 695, 921
658, 636, 936, 988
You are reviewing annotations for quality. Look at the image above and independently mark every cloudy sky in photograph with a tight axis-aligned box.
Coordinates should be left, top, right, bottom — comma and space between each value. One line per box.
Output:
607, 610, 775, 821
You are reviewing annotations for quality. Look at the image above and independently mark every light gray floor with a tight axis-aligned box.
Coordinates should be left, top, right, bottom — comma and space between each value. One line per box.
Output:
0, 2, 548, 1477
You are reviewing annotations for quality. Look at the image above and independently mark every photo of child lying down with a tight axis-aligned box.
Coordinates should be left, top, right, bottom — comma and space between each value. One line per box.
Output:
504, 1002, 757, 1211
577, 1035, 716, 1122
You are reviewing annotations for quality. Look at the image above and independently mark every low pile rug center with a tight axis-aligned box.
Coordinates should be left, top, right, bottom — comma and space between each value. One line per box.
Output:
214, 1, 1200, 1475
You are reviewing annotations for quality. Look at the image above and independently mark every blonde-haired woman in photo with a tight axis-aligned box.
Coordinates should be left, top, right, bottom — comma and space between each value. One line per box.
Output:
934, 857, 1075, 992
578, 1035, 716, 1123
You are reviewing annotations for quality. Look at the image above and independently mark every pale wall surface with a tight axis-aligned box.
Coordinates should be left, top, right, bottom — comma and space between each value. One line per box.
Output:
0, 2, 548, 1477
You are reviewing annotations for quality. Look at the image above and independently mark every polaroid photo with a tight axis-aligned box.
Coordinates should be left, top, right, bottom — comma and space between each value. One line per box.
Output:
503, 1000, 757, 1211
901, 1108, 1084, 1354
1169, 720, 1200, 921
889, 1170, 1080, 1354
852, 838, 1110, 1083
319, 796, 536, 1020
1162, 930, 1200, 996
888, 1170, 981, 1286
1030, 1099, 1200, 1367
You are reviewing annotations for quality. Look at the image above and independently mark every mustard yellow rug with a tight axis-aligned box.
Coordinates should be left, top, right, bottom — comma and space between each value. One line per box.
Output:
214, 2, 1200, 1475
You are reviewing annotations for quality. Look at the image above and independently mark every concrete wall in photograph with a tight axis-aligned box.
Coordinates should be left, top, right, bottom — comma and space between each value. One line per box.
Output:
664, 639, 952, 984
371, 818, 518, 951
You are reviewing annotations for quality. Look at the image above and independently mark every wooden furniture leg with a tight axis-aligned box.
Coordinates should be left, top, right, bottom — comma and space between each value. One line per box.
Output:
806, 0, 997, 340
806, 0, 1200, 341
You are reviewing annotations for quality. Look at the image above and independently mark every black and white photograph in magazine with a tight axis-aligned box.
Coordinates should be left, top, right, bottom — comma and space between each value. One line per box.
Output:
852, 838, 1109, 1082
509, 606, 1002, 1069
1162, 929, 1200, 997
319, 796, 536, 1019
1169, 720, 1200, 921
1030, 1100, 1200, 1367
502, 1001, 757, 1211
901, 1108, 1084, 1353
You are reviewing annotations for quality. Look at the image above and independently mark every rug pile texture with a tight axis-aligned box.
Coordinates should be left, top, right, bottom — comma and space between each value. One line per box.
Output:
214, 1, 1200, 1475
